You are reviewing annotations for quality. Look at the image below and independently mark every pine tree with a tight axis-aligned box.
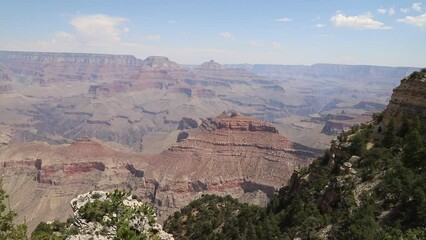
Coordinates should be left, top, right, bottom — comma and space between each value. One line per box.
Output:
0, 184, 27, 240
383, 120, 396, 148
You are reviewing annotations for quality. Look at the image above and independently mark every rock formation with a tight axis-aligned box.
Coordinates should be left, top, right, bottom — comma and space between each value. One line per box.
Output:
0, 51, 141, 65
0, 51, 141, 84
0, 50, 416, 152
383, 69, 426, 122
321, 113, 372, 135
150, 112, 317, 217
141, 56, 179, 70
31, 190, 174, 239
0, 132, 11, 147
200, 60, 222, 70
0, 113, 317, 232
0, 84, 13, 94
66, 190, 174, 240
178, 117, 202, 130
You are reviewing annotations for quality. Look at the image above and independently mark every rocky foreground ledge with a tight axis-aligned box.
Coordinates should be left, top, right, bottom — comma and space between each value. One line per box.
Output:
36, 190, 174, 240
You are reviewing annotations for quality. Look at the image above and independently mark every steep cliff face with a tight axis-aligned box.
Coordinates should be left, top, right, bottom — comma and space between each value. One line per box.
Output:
2, 50, 410, 153
383, 69, 426, 122
0, 139, 150, 232
0, 51, 141, 84
163, 69, 426, 240
194, 60, 257, 81
321, 113, 372, 135
0, 51, 141, 65
201, 112, 279, 133
241, 63, 418, 83
150, 112, 317, 217
142, 56, 180, 70
0, 114, 316, 232
200, 60, 222, 70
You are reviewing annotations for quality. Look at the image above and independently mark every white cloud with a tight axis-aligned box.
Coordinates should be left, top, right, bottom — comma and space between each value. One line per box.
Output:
70, 14, 128, 44
330, 12, 392, 30
378, 7, 396, 16
400, 3, 422, 13
412, 2, 422, 12
32, 14, 133, 53
145, 34, 161, 41
274, 17, 291, 22
219, 32, 234, 39
397, 13, 426, 28
50, 31, 75, 44
378, 8, 387, 14
400, 8, 410, 13
315, 23, 325, 28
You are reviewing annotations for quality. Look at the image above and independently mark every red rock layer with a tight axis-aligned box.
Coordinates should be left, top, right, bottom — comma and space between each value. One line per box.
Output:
0, 113, 317, 231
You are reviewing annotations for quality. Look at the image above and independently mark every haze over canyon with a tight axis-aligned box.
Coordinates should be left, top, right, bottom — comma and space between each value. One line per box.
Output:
0, 50, 420, 231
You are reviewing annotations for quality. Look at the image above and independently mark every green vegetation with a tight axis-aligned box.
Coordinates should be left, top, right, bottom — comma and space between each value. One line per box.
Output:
165, 110, 426, 239
0, 184, 28, 240
31, 220, 77, 240
164, 195, 278, 240
31, 190, 162, 240
7, 69, 426, 239
407, 68, 426, 80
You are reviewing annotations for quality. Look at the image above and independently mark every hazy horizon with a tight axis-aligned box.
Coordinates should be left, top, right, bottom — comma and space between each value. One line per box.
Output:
1, 0, 426, 67
1, 49, 424, 68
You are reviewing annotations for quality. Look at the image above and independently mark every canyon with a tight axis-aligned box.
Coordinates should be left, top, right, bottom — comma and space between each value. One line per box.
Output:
0, 51, 418, 151
0, 50, 420, 232
0, 112, 316, 231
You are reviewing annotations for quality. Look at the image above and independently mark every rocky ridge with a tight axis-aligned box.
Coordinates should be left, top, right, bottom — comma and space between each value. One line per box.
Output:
151, 112, 317, 215
31, 190, 174, 239
142, 56, 180, 70
383, 69, 426, 122
0, 50, 415, 152
163, 68, 426, 240
0, 51, 141, 65
200, 60, 222, 70
321, 113, 372, 135
199, 111, 279, 133
66, 191, 174, 240
0, 113, 316, 232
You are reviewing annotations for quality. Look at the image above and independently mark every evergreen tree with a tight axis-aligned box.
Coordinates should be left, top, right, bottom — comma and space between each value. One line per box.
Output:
383, 120, 396, 148
349, 132, 366, 156
0, 185, 27, 240
403, 129, 423, 169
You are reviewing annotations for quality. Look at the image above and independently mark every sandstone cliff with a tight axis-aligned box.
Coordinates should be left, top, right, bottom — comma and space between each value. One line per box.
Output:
1, 50, 409, 153
200, 60, 222, 70
321, 113, 372, 135
142, 56, 179, 70
0, 113, 316, 232
0, 51, 141, 84
383, 69, 426, 122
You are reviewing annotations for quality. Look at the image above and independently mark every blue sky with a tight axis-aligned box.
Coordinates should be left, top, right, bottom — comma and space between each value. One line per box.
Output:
1, 0, 425, 67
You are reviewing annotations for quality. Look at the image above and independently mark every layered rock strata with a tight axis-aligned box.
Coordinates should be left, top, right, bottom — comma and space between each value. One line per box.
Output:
384, 69, 426, 121
0, 113, 317, 232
